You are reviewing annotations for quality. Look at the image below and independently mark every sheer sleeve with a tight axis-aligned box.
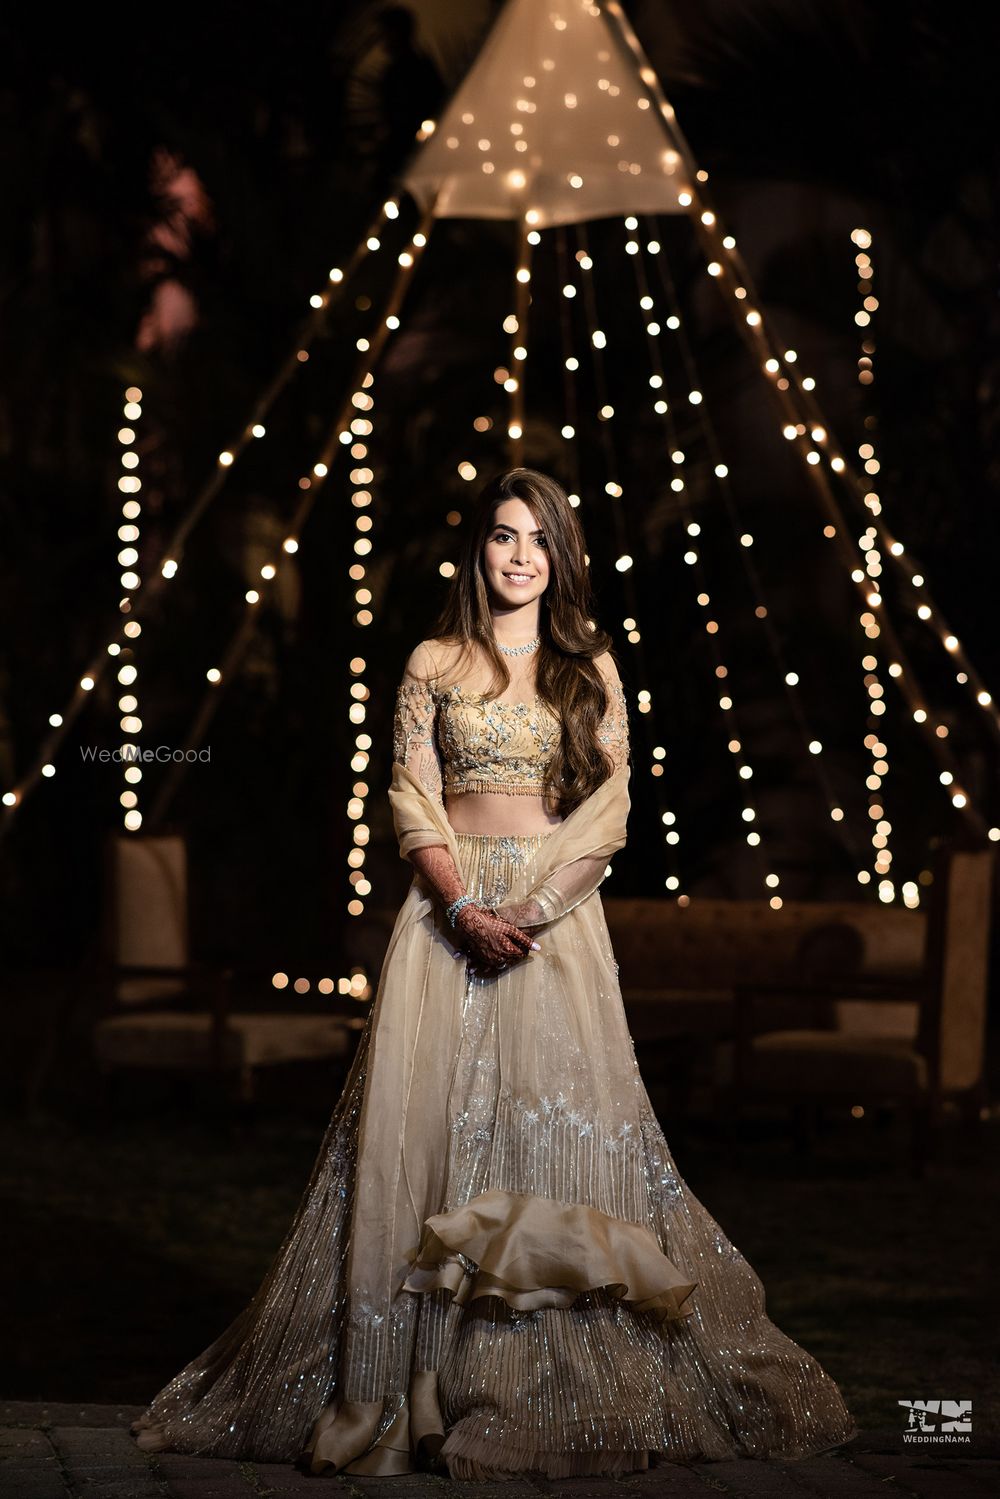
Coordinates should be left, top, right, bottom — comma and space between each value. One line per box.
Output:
595, 664, 630, 776
497, 654, 631, 928
392, 646, 445, 810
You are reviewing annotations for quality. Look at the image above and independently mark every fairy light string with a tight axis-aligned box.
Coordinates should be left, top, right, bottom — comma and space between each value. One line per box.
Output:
344, 375, 376, 921
146, 207, 436, 998
634, 226, 874, 881
843, 229, 904, 900
600, 15, 954, 895
6, 2, 994, 905
724, 274, 983, 835
645, 205, 983, 837
599, 0, 988, 833
142, 207, 438, 840
0, 199, 402, 831
571, 222, 684, 896
772, 227, 1000, 742
265, 108, 448, 998
506, 216, 533, 464
554, 226, 583, 504
0, 203, 431, 835
599, 227, 782, 905
117, 385, 145, 831
171, 197, 396, 562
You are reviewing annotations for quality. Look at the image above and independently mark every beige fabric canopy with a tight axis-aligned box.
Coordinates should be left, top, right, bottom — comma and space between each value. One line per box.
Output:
402, 0, 691, 226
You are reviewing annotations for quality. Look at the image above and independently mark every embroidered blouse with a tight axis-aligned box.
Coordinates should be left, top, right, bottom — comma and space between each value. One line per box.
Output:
392, 657, 630, 807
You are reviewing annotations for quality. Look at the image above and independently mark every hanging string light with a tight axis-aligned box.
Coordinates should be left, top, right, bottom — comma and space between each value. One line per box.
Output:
139, 212, 436, 1024
116, 385, 145, 833
146, 194, 398, 580
782, 237, 1000, 743
345, 375, 376, 920
570, 223, 684, 898
0, 199, 404, 833
841, 230, 903, 901
599, 0, 988, 834
148, 206, 436, 803
259, 109, 451, 988
609, 224, 781, 906
506, 216, 533, 463
555, 227, 582, 506
647, 201, 985, 835
629, 224, 868, 886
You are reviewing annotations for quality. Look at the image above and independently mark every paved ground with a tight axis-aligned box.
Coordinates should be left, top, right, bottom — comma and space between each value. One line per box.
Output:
1, 1403, 997, 1499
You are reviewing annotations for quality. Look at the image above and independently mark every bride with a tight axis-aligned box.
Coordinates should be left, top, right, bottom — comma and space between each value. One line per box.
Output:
131, 467, 856, 1479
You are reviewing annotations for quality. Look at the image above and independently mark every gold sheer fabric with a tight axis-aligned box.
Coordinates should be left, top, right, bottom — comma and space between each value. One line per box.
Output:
130, 668, 857, 1480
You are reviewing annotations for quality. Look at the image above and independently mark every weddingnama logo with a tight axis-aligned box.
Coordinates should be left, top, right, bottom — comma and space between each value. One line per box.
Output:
898, 1399, 972, 1443
80, 745, 211, 764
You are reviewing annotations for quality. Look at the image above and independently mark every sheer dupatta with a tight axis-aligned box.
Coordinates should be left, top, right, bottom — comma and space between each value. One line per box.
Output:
388, 758, 630, 920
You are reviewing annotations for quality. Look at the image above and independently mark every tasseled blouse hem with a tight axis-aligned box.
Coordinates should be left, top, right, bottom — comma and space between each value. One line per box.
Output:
445, 780, 553, 796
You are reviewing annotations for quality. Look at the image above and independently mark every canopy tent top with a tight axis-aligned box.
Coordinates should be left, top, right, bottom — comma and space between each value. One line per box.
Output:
402, 0, 692, 227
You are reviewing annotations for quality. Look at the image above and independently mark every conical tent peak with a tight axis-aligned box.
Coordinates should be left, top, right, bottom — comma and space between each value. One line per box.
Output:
403, 0, 692, 227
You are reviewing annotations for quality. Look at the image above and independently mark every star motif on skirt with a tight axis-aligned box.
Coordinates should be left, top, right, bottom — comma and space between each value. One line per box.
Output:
490, 837, 527, 868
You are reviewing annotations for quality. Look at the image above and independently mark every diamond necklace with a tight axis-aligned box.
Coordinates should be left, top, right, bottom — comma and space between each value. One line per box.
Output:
495, 634, 540, 657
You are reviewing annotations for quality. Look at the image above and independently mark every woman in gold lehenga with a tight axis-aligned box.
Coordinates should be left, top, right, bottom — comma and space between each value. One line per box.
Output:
131, 468, 857, 1480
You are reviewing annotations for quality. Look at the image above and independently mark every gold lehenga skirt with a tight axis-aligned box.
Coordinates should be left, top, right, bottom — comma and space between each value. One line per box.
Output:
130, 829, 857, 1480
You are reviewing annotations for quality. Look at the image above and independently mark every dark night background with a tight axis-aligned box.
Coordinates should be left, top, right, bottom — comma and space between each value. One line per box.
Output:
2, 0, 998, 978
1, 0, 999, 1445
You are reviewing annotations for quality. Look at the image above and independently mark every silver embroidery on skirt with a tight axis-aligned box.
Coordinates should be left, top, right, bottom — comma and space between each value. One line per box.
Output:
127, 826, 858, 1480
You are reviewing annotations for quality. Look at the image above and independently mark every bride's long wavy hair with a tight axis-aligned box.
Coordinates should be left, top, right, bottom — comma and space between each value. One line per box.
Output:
426, 467, 619, 816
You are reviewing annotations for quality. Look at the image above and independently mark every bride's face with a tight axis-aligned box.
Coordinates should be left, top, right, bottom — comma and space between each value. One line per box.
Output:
482, 498, 551, 611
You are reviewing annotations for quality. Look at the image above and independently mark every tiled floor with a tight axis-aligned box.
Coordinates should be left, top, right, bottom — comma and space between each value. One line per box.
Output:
1, 1403, 997, 1499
